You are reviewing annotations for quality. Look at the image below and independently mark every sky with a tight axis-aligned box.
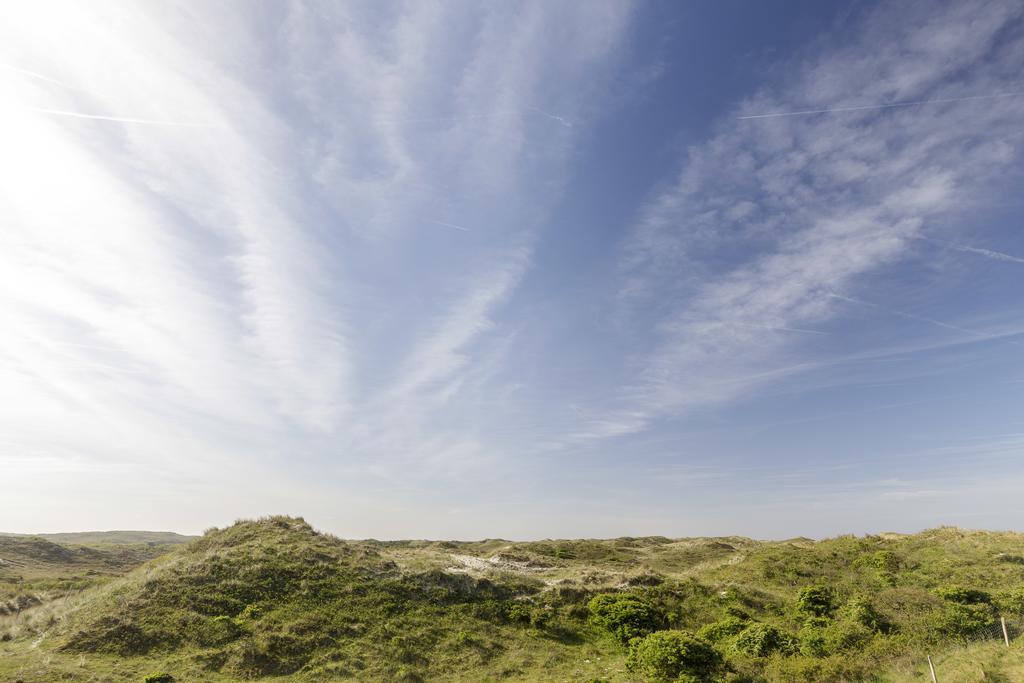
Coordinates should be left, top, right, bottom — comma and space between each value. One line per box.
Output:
2, 0, 1023, 540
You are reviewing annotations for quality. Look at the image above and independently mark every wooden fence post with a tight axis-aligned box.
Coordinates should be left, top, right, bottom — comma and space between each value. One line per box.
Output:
1002, 616, 1010, 647
927, 654, 938, 683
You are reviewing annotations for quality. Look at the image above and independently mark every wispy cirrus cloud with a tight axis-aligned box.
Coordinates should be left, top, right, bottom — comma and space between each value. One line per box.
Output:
584, 0, 1024, 440
0, 1, 633, 532
4, 0, 1022, 539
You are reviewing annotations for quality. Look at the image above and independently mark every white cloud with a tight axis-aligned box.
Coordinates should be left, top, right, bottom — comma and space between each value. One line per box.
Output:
0, 1, 634, 532
593, 0, 1024, 439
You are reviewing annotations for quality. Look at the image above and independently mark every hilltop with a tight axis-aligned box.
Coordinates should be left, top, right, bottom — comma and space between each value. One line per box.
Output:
2, 518, 1024, 681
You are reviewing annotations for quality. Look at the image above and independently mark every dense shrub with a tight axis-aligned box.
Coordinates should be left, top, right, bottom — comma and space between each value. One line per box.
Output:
588, 593, 662, 644
505, 602, 550, 628
996, 588, 1024, 615
506, 603, 532, 624
840, 597, 887, 633
626, 630, 722, 682
142, 675, 174, 683
867, 551, 901, 573
822, 618, 873, 654
796, 586, 836, 618
856, 550, 902, 586
797, 617, 830, 657
734, 623, 792, 657
937, 603, 996, 640
696, 616, 748, 642
934, 586, 992, 605
797, 612, 879, 659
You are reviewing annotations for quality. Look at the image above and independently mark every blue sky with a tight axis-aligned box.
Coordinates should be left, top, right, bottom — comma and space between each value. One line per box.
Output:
2, 0, 1023, 539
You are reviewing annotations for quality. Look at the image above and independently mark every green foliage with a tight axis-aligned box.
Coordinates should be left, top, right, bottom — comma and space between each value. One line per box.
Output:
797, 617, 830, 657
996, 587, 1024, 614
937, 602, 996, 640
696, 615, 748, 642
505, 601, 550, 628
734, 622, 793, 657
856, 550, 902, 585
142, 674, 174, 683
626, 630, 723, 682
839, 596, 887, 633
796, 585, 836, 618
821, 617, 873, 654
587, 593, 662, 644
6, 519, 1024, 682
867, 550, 901, 573
506, 602, 532, 624
935, 585, 993, 605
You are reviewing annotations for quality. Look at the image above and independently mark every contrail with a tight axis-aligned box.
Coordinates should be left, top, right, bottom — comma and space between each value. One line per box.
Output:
919, 235, 1024, 264
526, 106, 573, 128
737, 91, 1024, 120
24, 106, 216, 127
828, 292, 1020, 345
730, 321, 829, 336
428, 219, 470, 232
947, 243, 1024, 264
1, 63, 82, 91
381, 105, 572, 128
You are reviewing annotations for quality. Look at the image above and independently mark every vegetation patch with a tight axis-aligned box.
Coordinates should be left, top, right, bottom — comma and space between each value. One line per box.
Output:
4, 519, 1024, 681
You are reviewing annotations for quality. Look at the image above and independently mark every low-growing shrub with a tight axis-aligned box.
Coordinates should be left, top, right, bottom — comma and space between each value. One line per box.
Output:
840, 597, 888, 633
626, 630, 723, 682
506, 603, 532, 624
734, 622, 792, 657
696, 615, 748, 642
142, 674, 174, 683
796, 586, 836, 618
996, 588, 1024, 615
937, 603, 996, 640
934, 586, 992, 605
822, 618, 873, 654
505, 602, 550, 628
797, 617, 830, 657
587, 593, 662, 645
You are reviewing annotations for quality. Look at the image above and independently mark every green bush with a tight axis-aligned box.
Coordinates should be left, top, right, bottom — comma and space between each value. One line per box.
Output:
796, 612, 877, 659
142, 675, 174, 683
796, 586, 836, 618
797, 617, 830, 657
626, 630, 723, 682
529, 606, 552, 628
505, 602, 550, 628
868, 551, 901, 573
506, 603, 532, 624
734, 622, 792, 657
588, 593, 662, 645
696, 615, 748, 642
996, 588, 1024, 615
822, 618, 873, 654
840, 597, 887, 633
934, 586, 992, 605
937, 603, 996, 639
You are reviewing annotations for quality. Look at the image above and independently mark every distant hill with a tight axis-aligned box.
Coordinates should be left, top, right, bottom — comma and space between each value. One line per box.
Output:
0, 530, 195, 545
0, 534, 171, 582
3, 518, 1024, 681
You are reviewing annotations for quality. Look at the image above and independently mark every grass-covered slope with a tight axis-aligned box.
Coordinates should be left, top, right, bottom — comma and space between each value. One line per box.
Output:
1, 534, 173, 620
41, 517, 607, 681
0, 535, 169, 578
1, 530, 196, 545
3, 518, 1024, 681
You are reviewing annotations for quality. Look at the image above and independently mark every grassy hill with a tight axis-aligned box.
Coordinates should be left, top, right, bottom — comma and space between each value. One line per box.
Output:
2, 517, 1024, 681
1, 530, 196, 545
